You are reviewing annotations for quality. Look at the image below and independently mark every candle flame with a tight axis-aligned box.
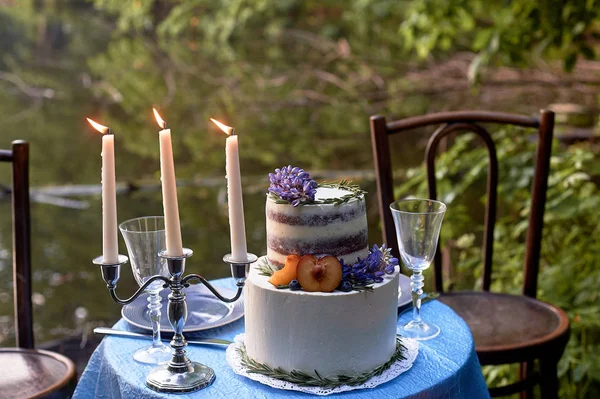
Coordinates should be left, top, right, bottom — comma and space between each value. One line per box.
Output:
153, 108, 167, 129
210, 118, 234, 136
86, 118, 110, 134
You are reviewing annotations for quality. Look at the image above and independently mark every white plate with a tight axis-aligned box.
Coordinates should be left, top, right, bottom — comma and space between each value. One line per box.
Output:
122, 284, 244, 333
398, 273, 412, 307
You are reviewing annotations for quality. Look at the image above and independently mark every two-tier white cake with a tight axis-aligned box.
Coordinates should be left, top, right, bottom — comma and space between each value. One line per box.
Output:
243, 168, 399, 378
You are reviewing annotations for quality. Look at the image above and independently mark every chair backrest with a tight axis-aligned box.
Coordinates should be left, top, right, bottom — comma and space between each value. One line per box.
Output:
370, 110, 554, 298
1, 140, 33, 348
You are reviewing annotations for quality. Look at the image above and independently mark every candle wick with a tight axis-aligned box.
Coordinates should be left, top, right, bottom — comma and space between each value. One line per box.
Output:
107, 128, 114, 135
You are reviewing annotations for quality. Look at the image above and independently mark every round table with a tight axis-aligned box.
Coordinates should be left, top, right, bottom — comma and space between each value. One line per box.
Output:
74, 279, 490, 399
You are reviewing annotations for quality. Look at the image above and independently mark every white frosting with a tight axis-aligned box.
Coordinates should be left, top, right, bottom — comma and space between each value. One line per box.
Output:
244, 259, 400, 377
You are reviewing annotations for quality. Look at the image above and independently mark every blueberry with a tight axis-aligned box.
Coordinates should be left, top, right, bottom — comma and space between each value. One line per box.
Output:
289, 280, 301, 291
340, 280, 353, 292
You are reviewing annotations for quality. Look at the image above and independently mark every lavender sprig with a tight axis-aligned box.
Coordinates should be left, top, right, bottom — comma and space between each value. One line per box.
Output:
268, 165, 318, 207
339, 244, 399, 291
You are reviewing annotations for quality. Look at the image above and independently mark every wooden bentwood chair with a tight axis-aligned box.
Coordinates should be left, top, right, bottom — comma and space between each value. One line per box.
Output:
370, 110, 570, 398
0, 140, 77, 399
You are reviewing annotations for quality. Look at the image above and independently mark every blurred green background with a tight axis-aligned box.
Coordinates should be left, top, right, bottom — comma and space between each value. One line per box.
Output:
0, 1, 598, 397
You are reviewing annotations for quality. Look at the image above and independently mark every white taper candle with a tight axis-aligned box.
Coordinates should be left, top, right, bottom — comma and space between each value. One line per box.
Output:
101, 132, 119, 263
159, 128, 183, 256
225, 133, 247, 261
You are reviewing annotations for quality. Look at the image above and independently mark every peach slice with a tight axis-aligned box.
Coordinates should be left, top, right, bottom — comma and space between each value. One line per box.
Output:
268, 254, 301, 286
297, 255, 343, 292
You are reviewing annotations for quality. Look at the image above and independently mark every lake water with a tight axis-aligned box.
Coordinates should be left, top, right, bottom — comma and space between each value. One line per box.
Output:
0, 3, 581, 347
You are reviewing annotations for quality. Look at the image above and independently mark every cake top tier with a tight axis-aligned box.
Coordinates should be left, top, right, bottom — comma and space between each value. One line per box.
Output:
267, 165, 365, 207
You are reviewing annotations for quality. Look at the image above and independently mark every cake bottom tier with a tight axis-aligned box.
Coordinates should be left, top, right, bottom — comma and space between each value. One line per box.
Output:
244, 261, 399, 377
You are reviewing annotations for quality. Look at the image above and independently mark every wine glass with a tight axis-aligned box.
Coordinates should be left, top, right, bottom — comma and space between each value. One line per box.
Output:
390, 199, 446, 340
119, 216, 171, 364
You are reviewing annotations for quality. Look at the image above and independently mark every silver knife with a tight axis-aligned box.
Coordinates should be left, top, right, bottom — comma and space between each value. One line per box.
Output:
93, 327, 233, 347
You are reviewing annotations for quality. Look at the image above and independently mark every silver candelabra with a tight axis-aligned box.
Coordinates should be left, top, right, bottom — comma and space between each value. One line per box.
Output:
93, 248, 258, 393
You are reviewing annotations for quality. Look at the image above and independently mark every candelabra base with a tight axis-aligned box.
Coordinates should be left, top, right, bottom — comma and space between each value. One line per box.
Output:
146, 361, 216, 393
94, 249, 256, 394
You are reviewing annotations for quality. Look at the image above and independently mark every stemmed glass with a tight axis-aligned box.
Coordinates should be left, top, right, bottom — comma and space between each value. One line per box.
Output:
119, 216, 171, 364
390, 199, 446, 340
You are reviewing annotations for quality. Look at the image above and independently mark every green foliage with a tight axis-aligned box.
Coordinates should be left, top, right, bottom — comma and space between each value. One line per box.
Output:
396, 128, 600, 397
92, 0, 299, 43
79, 2, 432, 179
91, 1, 600, 84
399, 0, 600, 81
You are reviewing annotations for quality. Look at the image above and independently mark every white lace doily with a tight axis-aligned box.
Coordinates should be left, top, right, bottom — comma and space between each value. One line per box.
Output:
226, 333, 419, 396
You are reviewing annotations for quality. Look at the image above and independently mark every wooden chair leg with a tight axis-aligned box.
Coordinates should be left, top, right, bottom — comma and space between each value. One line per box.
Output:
519, 361, 534, 399
539, 358, 559, 399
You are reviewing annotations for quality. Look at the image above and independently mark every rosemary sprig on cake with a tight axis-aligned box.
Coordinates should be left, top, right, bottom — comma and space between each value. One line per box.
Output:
314, 180, 366, 205
238, 336, 407, 388
257, 257, 279, 277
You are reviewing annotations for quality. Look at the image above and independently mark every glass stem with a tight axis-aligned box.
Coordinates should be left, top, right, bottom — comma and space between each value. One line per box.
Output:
147, 291, 163, 348
411, 270, 424, 324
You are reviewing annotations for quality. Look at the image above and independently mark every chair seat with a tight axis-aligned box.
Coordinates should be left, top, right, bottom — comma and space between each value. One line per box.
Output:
0, 348, 76, 399
439, 291, 570, 365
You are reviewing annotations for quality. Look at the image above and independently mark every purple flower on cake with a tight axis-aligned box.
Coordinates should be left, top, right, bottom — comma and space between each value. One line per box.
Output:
268, 165, 318, 207
339, 244, 399, 290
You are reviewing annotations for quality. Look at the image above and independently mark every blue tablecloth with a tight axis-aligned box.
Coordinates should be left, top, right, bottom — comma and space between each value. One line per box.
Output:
74, 278, 489, 399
